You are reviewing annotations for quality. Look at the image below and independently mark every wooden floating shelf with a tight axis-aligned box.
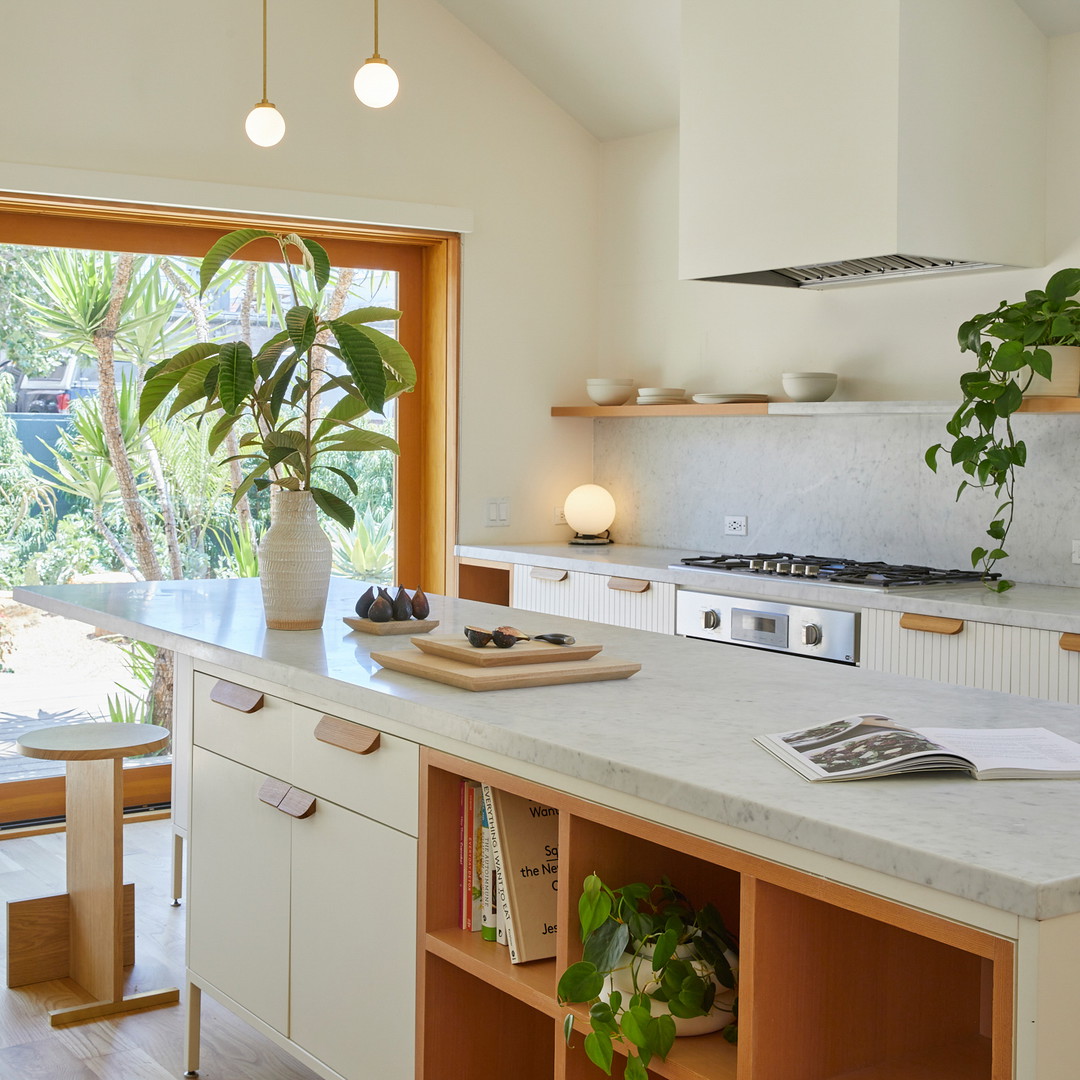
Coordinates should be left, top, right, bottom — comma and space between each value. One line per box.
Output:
553, 397, 1080, 418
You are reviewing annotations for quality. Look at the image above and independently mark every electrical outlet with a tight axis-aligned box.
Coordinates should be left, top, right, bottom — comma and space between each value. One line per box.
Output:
1072, 539, 1080, 565
724, 516, 747, 536
553, 506, 567, 525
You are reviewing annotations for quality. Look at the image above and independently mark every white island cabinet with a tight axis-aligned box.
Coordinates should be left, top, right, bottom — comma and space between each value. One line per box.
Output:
16, 576, 1080, 1080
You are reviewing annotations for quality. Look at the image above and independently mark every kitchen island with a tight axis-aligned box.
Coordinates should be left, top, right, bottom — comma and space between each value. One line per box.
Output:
15, 576, 1080, 1080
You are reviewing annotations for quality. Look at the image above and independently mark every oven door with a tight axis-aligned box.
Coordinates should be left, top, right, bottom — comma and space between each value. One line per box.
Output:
675, 590, 858, 664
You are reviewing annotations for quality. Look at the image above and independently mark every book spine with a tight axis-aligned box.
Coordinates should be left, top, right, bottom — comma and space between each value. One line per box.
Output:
459, 779, 468, 930
480, 788, 497, 942
468, 781, 483, 931
482, 783, 518, 962
463, 782, 474, 931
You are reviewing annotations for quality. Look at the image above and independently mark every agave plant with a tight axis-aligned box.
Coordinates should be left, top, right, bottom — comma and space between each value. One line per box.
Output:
139, 230, 416, 529
329, 509, 394, 582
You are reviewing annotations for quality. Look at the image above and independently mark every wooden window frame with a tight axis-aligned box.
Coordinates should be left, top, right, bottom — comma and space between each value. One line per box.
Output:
0, 190, 460, 592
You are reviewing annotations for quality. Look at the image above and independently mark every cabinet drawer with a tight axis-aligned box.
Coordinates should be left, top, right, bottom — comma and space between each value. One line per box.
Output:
292, 706, 419, 836
193, 672, 292, 780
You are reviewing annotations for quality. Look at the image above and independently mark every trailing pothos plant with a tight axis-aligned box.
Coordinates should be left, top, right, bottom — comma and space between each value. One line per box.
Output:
926, 267, 1080, 592
556, 874, 738, 1079
139, 229, 416, 529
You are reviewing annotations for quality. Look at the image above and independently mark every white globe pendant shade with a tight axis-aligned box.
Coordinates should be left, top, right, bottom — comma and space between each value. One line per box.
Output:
564, 484, 616, 541
245, 103, 286, 147
354, 57, 399, 108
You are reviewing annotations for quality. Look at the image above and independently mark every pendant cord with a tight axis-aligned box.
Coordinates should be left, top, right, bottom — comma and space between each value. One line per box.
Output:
261, 0, 269, 101
373, 0, 380, 58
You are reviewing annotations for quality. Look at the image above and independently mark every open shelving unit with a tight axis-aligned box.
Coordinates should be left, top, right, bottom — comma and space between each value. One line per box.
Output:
418, 748, 1015, 1080
552, 398, 1080, 418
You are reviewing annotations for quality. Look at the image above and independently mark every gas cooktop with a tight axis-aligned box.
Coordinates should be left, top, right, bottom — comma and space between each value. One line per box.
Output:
671, 553, 997, 589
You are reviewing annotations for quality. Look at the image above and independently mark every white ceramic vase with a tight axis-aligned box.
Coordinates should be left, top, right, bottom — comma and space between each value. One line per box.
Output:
258, 489, 333, 630
601, 942, 738, 1037
1027, 344, 1080, 396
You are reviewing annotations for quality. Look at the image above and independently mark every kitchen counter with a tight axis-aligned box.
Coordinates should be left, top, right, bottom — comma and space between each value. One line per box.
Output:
15, 576, 1080, 923
458, 541, 1080, 632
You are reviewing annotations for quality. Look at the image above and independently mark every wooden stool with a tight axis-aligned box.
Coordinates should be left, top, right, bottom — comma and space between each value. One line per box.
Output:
5, 722, 181, 1025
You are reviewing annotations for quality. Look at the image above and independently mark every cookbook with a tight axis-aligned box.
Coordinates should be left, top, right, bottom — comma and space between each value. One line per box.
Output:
756, 714, 1080, 781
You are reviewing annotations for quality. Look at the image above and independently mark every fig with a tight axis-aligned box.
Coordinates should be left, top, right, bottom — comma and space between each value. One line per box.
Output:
392, 585, 413, 621
354, 586, 375, 618
491, 626, 530, 649
411, 586, 430, 620
368, 595, 394, 622
464, 626, 493, 647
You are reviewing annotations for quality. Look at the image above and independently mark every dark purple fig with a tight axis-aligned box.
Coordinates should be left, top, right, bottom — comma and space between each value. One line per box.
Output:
411, 586, 430, 620
392, 585, 413, 621
464, 626, 492, 647
354, 586, 375, 618
491, 626, 530, 649
368, 595, 394, 622
378, 587, 393, 605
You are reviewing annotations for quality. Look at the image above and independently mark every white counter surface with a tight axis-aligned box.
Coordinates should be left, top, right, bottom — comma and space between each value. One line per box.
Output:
16, 576, 1080, 921
459, 542, 1080, 632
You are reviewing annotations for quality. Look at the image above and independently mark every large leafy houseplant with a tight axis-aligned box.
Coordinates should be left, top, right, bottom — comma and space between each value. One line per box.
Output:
557, 874, 738, 1079
926, 267, 1080, 592
139, 229, 416, 530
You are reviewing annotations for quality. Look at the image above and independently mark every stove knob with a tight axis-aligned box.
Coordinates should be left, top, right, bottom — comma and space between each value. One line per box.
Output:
703, 609, 720, 630
802, 623, 823, 646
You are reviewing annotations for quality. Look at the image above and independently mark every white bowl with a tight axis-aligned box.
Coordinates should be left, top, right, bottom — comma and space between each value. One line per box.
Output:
587, 377, 633, 385
781, 372, 837, 402
587, 383, 635, 405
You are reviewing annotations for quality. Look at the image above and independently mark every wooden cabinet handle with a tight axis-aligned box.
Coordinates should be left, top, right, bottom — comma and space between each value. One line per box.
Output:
257, 777, 316, 818
529, 567, 568, 582
258, 777, 290, 808
210, 679, 265, 713
898, 613, 964, 635
315, 715, 381, 755
1060, 633, 1080, 653
607, 577, 650, 593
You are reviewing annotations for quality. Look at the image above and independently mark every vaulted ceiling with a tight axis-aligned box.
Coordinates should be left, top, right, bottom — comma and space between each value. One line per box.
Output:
435, 0, 1080, 141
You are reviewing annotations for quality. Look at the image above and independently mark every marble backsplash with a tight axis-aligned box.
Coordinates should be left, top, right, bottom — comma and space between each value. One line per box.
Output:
593, 412, 1080, 588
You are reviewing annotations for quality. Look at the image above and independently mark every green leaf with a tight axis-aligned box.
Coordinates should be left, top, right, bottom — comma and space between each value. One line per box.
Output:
218, 341, 255, 415
336, 305, 402, 325
991, 339, 1026, 372
351, 323, 418, 388
620, 1008, 649, 1050
583, 1032, 613, 1075
232, 460, 271, 504
167, 358, 218, 418
994, 379, 1023, 416
200, 228, 279, 295
254, 333, 292, 380
624, 1055, 648, 1080
207, 411, 242, 456
582, 918, 629, 974
300, 237, 331, 292
267, 444, 302, 469
557, 961, 605, 1003
315, 464, 360, 495
318, 428, 400, 455
653, 1014, 677, 1060
562, 1013, 575, 1046
314, 393, 370, 439
332, 318, 387, 414
286, 305, 318, 357
144, 341, 221, 384
310, 486, 355, 529
1029, 347, 1053, 380
971, 546, 988, 567
268, 358, 300, 422
924, 444, 941, 472
650, 928, 678, 971
1044, 267, 1080, 303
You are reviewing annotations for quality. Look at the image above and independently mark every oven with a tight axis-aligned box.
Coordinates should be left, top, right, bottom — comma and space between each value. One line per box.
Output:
675, 590, 859, 664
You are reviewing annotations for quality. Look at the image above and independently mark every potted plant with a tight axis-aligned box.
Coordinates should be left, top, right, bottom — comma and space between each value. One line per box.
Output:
926, 267, 1080, 592
556, 873, 738, 1079
139, 229, 416, 629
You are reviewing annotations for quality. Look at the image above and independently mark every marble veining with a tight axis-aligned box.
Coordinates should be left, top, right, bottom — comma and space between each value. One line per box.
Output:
16, 576, 1080, 921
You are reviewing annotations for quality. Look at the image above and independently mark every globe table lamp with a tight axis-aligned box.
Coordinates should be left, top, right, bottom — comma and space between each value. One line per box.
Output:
564, 484, 616, 545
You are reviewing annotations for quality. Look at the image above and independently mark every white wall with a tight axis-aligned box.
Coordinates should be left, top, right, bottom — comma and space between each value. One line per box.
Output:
0, 0, 600, 549
590, 32, 1080, 585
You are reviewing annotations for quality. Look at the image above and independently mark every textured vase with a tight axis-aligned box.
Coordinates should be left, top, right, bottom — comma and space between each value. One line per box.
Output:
258, 490, 332, 630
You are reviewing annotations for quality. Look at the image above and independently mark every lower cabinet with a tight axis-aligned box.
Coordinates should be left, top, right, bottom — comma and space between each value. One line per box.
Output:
187, 670, 418, 1080
511, 565, 675, 633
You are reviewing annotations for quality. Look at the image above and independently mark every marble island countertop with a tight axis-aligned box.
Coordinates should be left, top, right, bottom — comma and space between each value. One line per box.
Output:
15, 576, 1080, 922
458, 542, 1080, 632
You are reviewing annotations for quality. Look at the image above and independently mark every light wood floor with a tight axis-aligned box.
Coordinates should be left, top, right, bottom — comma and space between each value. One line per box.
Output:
0, 817, 323, 1080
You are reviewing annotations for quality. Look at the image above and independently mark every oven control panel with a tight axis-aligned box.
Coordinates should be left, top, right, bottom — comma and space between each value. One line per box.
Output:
675, 590, 857, 664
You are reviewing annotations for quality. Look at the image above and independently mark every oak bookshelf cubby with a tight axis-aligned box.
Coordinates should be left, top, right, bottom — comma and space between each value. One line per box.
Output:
418, 749, 1015, 1080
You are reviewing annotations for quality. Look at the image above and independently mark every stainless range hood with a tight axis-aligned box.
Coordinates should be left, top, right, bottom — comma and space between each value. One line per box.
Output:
679, 0, 1047, 288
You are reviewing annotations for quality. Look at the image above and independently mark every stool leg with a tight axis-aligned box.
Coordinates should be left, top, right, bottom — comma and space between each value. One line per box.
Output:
66, 757, 124, 1004
184, 980, 202, 1076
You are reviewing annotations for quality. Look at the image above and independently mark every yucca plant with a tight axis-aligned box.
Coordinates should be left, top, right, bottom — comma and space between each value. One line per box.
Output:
139, 230, 416, 529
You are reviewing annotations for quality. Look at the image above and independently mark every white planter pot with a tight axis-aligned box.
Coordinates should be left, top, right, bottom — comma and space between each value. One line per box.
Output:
1027, 344, 1080, 396
258, 489, 332, 630
601, 942, 738, 1037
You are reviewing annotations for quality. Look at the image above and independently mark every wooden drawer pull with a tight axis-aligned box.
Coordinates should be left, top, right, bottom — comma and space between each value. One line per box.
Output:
529, 567, 568, 582
899, 613, 964, 635
278, 789, 317, 819
258, 777, 290, 808
315, 715, 381, 755
1060, 633, 1080, 653
607, 577, 650, 593
210, 679, 265, 713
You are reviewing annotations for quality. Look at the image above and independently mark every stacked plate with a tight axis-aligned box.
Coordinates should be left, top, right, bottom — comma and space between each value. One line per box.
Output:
636, 386, 685, 404
692, 393, 770, 404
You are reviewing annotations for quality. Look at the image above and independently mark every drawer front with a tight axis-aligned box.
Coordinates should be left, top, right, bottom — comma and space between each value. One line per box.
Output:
291, 705, 419, 836
193, 671, 292, 780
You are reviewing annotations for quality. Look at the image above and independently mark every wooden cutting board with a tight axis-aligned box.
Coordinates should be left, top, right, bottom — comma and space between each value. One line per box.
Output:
411, 635, 603, 667
342, 617, 440, 635
369, 648, 640, 691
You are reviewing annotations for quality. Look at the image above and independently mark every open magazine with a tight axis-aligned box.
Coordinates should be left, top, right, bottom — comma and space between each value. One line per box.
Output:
756, 714, 1080, 782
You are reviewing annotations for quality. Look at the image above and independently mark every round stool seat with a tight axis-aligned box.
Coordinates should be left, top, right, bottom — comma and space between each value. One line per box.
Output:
16, 722, 170, 761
